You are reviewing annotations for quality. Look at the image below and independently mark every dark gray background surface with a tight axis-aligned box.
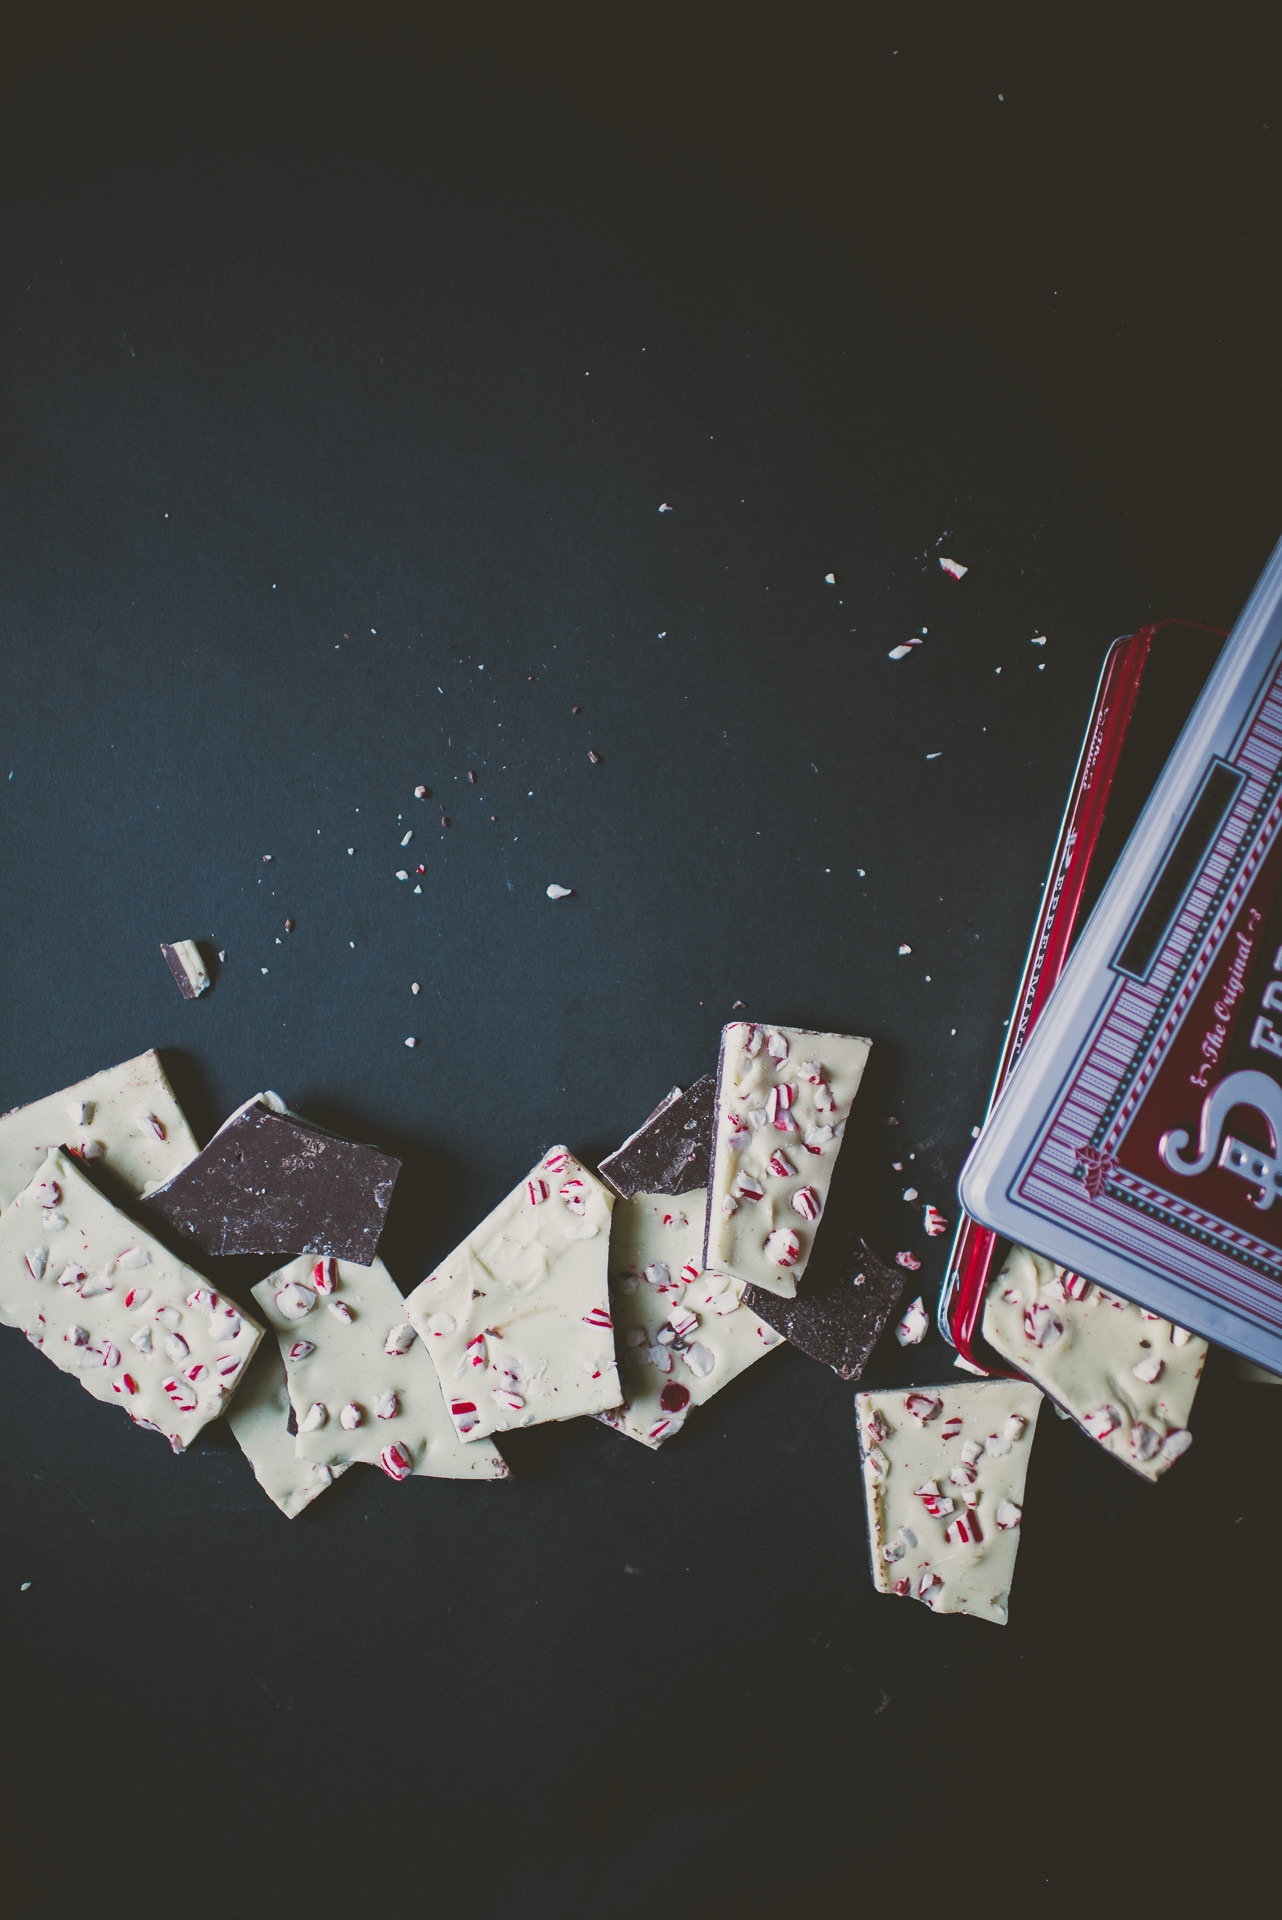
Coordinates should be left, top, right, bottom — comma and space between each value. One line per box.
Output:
2, 7, 1278, 1911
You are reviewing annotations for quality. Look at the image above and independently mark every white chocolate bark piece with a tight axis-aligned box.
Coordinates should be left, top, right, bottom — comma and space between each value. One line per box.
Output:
252, 1254, 508, 1482
0, 1050, 199, 1210
225, 1340, 346, 1517
1240, 1361, 1282, 1384
0, 1149, 262, 1451
593, 1189, 782, 1448
703, 1022, 871, 1298
856, 1378, 1043, 1625
982, 1245, 1206, 1481
405, 1146, 619, 1439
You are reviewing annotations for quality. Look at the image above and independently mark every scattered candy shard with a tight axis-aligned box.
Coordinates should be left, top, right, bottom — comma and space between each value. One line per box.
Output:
593, 1189, 780, 1449
0, 1150, 262, 1451
0, 1050, 199, 1210
703, 1023, 871, 1299
856, 1378, 1042, 1625
546, 884, 573, 900
939, 556, 968, 579
597, 1076, 716, 1199
981, 1245, 1205, 1482
404, 1147, 619, 1437
225, 1341, 346, 1517
159, 940, 211, 1000
253, 1255, 507, 1482
894, 1296, 930, 1346
140, 1092, 400, 1264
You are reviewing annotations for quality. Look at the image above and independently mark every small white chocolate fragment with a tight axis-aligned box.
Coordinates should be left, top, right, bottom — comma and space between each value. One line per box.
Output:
857, 1377, 1043, 1625
254, 1254, 507, 1480
159, 940, 211, 1000
0, 1051, 199, 1211
593, 1189, 781, 1449
404, 1146, 619, 1439
225, 1342, 346, 1517
703, 1023, 870, 1298
982, 1246, 1205, 1482
0, 1150, 262, 1450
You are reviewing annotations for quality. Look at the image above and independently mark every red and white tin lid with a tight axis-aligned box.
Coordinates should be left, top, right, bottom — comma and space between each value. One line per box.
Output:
961, 535, 1282, 1370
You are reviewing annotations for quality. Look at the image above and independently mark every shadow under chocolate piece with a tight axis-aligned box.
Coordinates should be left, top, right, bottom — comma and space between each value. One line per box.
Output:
140, 1093, 401, 1263
597, 1075, 716, 1198
742, 1237, 905, 1380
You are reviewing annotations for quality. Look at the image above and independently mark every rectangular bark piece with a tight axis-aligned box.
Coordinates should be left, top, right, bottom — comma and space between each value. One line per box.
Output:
140, 1094, 400, 1263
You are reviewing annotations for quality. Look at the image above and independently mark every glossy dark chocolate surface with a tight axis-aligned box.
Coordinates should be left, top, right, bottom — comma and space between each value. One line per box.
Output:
597, 1074, 715, 1197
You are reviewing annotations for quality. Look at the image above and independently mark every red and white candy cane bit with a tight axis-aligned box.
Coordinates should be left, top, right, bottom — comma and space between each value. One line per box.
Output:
544, 1148, 571, 1174
763, 1227, 801, 1267
450, 1400, 482, 1436
312, 1256, 338, 1294
1062, 1270, 1092, 1300
184, 1362, 208, 1384
913, 1483, 955, 1519
339, 1402, 363, 1430
734, 1174, 766, 1203
917, 1572, 944, 1607
1081, 1404, 1122, 1441
116, 1247, 150, 1271
162, 1377, 198, 1414
464, 1334, 488, 1371
375, 1391, 399, 1420
24, 1247, 48, 1281
895, 1250, 921, 1271
995, 1500, 1022, 1530
903, 1391, 942, 1423
679, 1260, 702, 1287
742, 1023, 764, 1055
492, 1387, 525, 1412
866, 1409, 891, 1444
111, 1372, 139, 1397
767, 1149, 795, 1179
275, 1282, 316, 1322
1129, 1421, 1162, 1461
327, 1300, 355, 1324
1132, 1353, 1164, 1384
948, 1463, 978, 1488
380, 1442, 414, 1481
34, 1178, 61, 1206
668, 1305, 699, 1340
891, 1577, 911, 1598
944, 1510, 983, 1547
122, 1286, 151, 1313
1003, 1413, 1028, 1441
727, 1117, 751, 1150
643, 1261, 671, 1289
1024, 1303, 1064, 1348
776, 1082, 795, 1111
140, 1112, 166, 1139
287, 1339, 315, 1360
1159, 1428, 1193, 1467
765, 1029, 790, 1062
647, 1416, 684, 1441
941, 1414, 964, 1442
559, 1179, 588, 1215
186, 1286, 217, 1312
582, 1306, 613, 1329
385, 1322, 416, 1355
790, 1186, 821, 1221
26, 1314, 46, 1348
765, 1086, 780, 1126
526, 1177, 548, 1206
214, 1353, 243, 1380
923, 1204, 948, 1237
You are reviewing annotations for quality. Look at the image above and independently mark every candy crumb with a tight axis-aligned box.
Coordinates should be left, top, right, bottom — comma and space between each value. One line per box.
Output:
546, 884, 573, 899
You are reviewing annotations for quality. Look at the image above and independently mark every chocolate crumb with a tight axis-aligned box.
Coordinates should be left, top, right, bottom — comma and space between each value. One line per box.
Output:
571, 705, 581, 714
284, 919, 295, 933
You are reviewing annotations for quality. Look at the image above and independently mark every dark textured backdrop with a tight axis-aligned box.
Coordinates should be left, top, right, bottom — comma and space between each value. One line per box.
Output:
2, 6, 1278, 1912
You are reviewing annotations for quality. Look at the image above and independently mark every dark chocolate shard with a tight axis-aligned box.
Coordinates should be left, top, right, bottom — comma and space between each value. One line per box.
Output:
140, 1095, 400, 1263
160, 939, 210, 1000
742, 1238, 905, 1381
597, 1074, 716, 1197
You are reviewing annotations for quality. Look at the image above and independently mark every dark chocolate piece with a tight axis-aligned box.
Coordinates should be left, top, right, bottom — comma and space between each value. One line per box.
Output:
742, 1238, 905, 1380
140, 1097, 400, 1263
160, 939, 210, 999
597, 1075, 716, 1197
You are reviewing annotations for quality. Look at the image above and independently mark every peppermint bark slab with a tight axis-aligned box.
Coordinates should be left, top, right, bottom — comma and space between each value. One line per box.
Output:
404, 1146, 619, 1440
982, 1245, 1205, 1481
253, 1254, 507, 1482
0, 1050, 199, 1210
742, 1237, 904, 1380
595, 1189, 782, 1448
856, 1378, 1043, 1625
142, 1093, 400, 1263
703, 1023, 871, 1298
0, 1150, 262, 1451
597, 1076, 716, 1198
226, 1341, 346, 1517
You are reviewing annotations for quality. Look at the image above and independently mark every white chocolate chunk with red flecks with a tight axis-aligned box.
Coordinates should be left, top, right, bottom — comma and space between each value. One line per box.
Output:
856, 1377, 1043, 1626
253, 1255, 507, 1482
0, 1050, 199, 1210
0, 1150, 262, 1451
703, 1023, 871, 1298
225, 1341, 347, 1518
592, 1190, 781, 1449
981, 1245, 1206, 1482
404, 1147, 619, 1438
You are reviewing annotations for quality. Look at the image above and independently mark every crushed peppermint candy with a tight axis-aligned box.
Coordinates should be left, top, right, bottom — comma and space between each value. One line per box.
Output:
894, 1297, 930, 1346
